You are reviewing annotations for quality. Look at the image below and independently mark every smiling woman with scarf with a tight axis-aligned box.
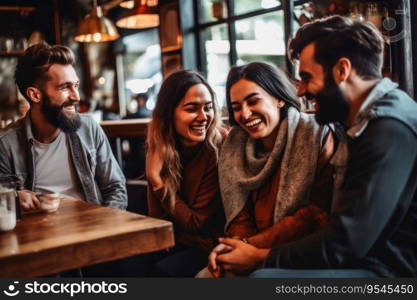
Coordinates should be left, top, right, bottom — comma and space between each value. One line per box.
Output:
206, 62, 336, 277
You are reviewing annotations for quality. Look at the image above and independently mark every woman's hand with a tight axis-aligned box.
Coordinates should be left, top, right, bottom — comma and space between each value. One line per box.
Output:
208, 242, 233, 278
216, 238, 270, 275
146, 150, 164, 190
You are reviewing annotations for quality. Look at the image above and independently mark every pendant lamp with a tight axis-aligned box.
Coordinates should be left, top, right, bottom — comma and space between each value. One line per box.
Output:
74, 0, 120, 43
119, 1, 134, 9
116, 0, 159, 29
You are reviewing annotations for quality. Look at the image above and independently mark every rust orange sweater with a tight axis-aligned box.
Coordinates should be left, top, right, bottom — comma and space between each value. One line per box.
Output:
227, 131, 335, 248
148, 143, 224, 253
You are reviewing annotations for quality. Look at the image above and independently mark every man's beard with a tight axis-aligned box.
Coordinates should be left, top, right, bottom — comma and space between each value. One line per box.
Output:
306, 74, 350, 125
41, 91, 81, 133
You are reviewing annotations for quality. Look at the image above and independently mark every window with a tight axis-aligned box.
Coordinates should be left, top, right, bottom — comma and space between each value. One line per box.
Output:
122, 29, 162, 112
235, 10, 285, 68
234, 0, 280, 15
201, 23, 230, 106
192, 0, 287, 108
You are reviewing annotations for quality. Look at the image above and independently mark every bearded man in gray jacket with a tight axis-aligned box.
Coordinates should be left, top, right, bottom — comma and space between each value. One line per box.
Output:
0, 42, 127, 211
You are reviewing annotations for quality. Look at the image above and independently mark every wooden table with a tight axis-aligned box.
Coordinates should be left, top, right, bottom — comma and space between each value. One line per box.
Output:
100, 118, 150, 165
100, 118, 151, 138
0, 199, 174, 277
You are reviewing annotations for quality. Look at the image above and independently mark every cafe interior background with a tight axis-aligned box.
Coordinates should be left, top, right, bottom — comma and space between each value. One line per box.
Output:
0, 0, 416, 214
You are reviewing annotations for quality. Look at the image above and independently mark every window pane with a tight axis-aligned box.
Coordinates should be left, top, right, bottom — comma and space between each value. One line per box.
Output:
199, 0, 221, 23
123, 29, 162, 112
235, 10, 286, 69
234, 0, 280, 16
293, 2, 314, 32
201, 24, 230, 108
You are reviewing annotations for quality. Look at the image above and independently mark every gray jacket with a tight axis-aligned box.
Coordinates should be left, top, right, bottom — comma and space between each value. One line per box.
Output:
0, 114, 127, 210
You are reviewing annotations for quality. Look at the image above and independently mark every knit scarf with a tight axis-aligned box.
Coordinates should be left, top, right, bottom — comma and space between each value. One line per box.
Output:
219, 107, 327, 229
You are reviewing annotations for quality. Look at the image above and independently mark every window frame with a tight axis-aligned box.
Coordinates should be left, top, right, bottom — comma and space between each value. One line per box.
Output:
192, 0, 297, 75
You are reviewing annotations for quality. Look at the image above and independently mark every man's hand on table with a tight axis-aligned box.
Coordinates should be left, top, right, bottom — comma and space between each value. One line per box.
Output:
17, 190, 41, 211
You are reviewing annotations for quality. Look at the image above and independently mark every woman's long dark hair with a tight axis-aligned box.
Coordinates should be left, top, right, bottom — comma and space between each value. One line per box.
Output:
225, 62, 301, 125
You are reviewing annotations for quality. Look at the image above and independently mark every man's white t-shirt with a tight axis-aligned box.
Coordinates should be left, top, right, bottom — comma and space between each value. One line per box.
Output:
33, 131, 85, 201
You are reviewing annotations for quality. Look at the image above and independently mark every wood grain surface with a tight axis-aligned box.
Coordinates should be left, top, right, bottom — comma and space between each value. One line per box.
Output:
100, 118, 150, 138
0, 199, 174, 277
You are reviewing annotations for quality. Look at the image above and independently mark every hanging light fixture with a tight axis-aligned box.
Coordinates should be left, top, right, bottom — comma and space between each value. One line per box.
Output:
74, 0, 120, 43
119, 1, 134, 9
116, 0, 159, 29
